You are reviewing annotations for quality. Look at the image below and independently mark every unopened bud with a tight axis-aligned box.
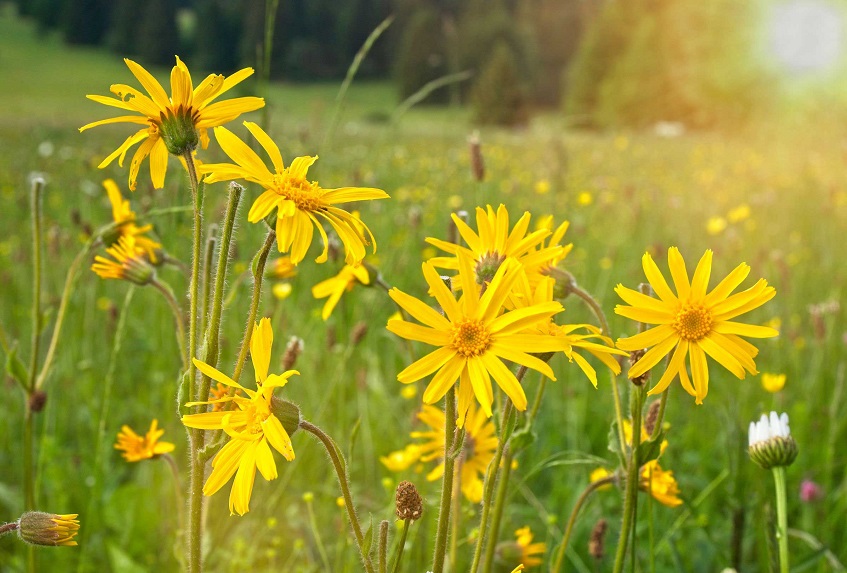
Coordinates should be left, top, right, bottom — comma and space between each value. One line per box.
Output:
17, 512, 80, 547
395, 480, 423, 521
281, 336, 304, 371
270, 397, 302, 437
547, 266, 578, 300
748, 412, 798, 469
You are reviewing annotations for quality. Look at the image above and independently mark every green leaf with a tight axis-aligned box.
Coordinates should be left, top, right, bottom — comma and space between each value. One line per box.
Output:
177, 370, 191, 416
5, 341, 30, 390
508, 425, 536, 454
107, 542, 148, 573
636, 430, 666, 464
608, 420, 622, 455
362, 514, 374, 557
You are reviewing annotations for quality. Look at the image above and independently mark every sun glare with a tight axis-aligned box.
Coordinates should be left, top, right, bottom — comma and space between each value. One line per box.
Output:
768, 1, 844, 73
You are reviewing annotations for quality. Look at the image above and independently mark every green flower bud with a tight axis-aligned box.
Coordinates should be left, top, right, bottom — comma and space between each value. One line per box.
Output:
17, 512, 80, 547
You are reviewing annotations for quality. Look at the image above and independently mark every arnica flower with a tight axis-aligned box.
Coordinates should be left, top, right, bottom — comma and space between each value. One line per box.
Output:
761, 372, 786, 393
91, 236, 155, 285
102, 179, 161, 262
380, 403, 497, 503
640, 461, 683, 507
17, 512, 80, 547
387, 254, 564, 426
266, 257, 298, 280
512, 526, 546, 568
426, 204, 567, 289
311, 263, 371, 320
181, 318, 298, 515
615, 248, 778, 404
114, 419, 175, 462
589, 467, 614, 490
81, 57, 263, 191
198, 122, 389, 265
509, 275, 626, 387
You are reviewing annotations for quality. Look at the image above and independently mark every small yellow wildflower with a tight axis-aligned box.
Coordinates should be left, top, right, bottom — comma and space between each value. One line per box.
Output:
590, 467, 614, 491
515, 526, 546, 568
761, 372, 786, 393
199, 122, 389, 265
114, 419, 175, 462
81, 57, 263, 190
706, 216, 727, 235
181, 318, 298, 515
272, 283, 293, 300
311, 264, 371, 320
102, 179, 160, 261
91, 236, 154, 285
266, 257, 298, 280
641, 460, 682, 507
616, 248, 777, 404
534, 180, 551, 195
728, 203, 751, 223
577, 191, 593, 206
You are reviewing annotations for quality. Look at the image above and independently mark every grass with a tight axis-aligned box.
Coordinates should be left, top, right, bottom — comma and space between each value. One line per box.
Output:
1, 4, 846, 573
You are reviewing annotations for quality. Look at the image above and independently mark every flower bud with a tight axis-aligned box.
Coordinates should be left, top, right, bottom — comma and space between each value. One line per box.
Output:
17, 512, 80, 547
159, 107, 200, 156
748, 411, 798, 469
270, 397, 302, 437
546, 266, 578, 300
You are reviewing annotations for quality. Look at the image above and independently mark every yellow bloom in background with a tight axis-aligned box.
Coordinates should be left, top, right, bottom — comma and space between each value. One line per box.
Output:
706, 216, 727, 236
515, 526, 546, 568
761, 372, 786, 393
577, 191, 593, 206
102, 179, 161, 261
534, 179, 551, 195
616, 248, 778, 404
114, 419, 175, 462
381, 403, 497, 503
426, 204, 566, 290
181, 318, 298, 515
81, 57, 263, 190
728, 203, 751, 223
16, 512, 80, 547
91, 236, 154, 285
266, 257, 298, 280
272, 282, 293, 300
589, 467, 614, 491
311, 263, 371, 320
387, 254, 564, 426
199, 122, 389, 265
640, 460, 682, 507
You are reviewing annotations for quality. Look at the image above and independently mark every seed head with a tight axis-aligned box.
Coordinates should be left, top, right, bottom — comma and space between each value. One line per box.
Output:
395, 480, 423, 521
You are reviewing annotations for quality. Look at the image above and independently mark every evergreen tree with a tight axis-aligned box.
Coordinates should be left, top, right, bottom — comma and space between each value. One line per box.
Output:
136, 0, 180, 66
61, 0, 111, 45
394, 6, 448, 103
471, 40, 528, 126
194, 0, 241, 72
106, 0, 142, 56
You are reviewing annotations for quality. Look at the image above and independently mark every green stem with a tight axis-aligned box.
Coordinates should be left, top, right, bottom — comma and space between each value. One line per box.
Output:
200, 226, 217, 340
612, 386, 645, 573
648, 389, 669, 442
552, 475, 615, 573
306, 496, 332, 572
0, 522, 17, 537
772, 466, 790, 573
431, 386, 457, 573
184, 149, 204, 573
152, 279, 188, 371
161, 453, 186, 536
23, 403, 34, 511
29, 178, 44, 393
483, 447, 513, 571
391, 520, 411, 573
378, 520, 389, 573
470, 394, 518, 573
300, 420, 375, 573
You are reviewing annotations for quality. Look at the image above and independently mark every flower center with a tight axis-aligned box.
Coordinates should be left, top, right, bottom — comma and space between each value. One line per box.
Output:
475, 252, 505, 285
243, 400, 271, 435
672, 304, 713, 341
451, 319, 492, 357
273, 173, 325, 213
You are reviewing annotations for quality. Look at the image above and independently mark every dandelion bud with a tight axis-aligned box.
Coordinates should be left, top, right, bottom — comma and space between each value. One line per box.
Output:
159, 107, 200, 156
270, 397, 302, 437
17, 512, 80, 547
28, 390, 48, 413
395, 480, 423, 521
588, 518, 607, 560
748, 411, 798, 469
281, 336, 304, 370
468, 130, 485, 182
351, 322, 368, 346
644, 399, 661, 435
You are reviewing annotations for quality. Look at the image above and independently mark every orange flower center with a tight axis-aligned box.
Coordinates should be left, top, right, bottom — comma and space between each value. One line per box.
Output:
451, 319, 492, 357
673, 304, 712, 341
242, 399, 271, 435
273, 173, 325, 213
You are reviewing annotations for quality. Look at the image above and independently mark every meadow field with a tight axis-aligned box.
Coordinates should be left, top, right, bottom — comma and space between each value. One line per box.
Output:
0, 3, 846, 572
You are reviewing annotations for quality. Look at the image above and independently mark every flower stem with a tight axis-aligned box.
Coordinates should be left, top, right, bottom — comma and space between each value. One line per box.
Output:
378, 520, 389, 573
152, 279, 188, 371
305, 495, 332, 572
199, 226, 217, 340
431, 386, 457, 573
482, 446, 513, 571
470, 392, 518, 573
183, 149, 204, 573
612, 385, 645, 573
28, 177, 44, 395
0, 522, 17, 537
552, 475, 616, 573
391, 520, 411, 573
300, 420, 375, 573
648, 389, 669, 442
772, 466, 790, 573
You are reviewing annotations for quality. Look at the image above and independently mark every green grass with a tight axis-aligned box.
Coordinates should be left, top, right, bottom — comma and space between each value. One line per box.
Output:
1, 4, 846, 573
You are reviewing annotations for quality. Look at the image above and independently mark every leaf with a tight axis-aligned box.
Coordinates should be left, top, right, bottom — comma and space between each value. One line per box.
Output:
362, 514, 374, 557
5, 341, 30, 389
507, 425, 536, 454
107, 542, 148, 573
636, 430, 666, 464
177, 370, 191, 415
608, 419, 622, 455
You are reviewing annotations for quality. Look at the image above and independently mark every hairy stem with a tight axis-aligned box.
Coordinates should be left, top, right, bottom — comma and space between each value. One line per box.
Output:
300, 420, 375, 573
28, 177, 44, 394
378, 520, 389, 573
152, 279, 188, 371
552, 475, 616, 573
431, 387, 457, 573
199, 226, 217, 340
391, 520, 411, 573
483, 446, 513, 571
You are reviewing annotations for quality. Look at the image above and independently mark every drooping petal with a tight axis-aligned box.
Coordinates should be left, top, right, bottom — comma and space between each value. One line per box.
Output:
263, 414, 295, 461
254, 437, 278, 481
230, 442, 258, 515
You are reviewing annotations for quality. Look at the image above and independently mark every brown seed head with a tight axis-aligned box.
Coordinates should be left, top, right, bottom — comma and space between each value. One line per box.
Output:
395, 480, 423, 521
281, 336, 304, 371
629, 349, 648, 386
468, 131, 485, 182
351, 322, 368, 346
644, 399, 661, 436
29, 390, 48, 413
588, 518, 607, 560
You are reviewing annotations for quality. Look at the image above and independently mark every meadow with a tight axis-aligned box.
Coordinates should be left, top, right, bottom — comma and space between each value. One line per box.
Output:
0, 3, 846, 572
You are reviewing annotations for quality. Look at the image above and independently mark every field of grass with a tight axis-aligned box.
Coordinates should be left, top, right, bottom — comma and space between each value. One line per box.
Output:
1, 4, 846, 572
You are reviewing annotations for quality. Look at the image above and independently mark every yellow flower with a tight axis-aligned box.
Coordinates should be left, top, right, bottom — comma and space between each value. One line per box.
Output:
577, 191, 593, 206
91, 236, 154, 285
102, 179, 161, 262
640, 460, 682, 507
16, 512, 80, 547
311, 264, 371, 320
728, 203, 751, 223
114, 419, 175, 462
515, 526, 546, 567
381, 403, 497, 503
508, 275, 625, 387
199, 122, 389, 265
706, 216, 727, 235
272, 283, 293, 300
266, 257, 298, 280
81, 57, 263, 190
181, 318, 298, 515
615, 248, 778, 404
387, 254, 564, 426
426, 204, 567, 290
589, 467, 613, 491
761, 372, 786, 393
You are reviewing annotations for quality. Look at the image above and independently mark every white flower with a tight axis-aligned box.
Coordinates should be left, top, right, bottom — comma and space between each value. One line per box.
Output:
748, 411, 791, 447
